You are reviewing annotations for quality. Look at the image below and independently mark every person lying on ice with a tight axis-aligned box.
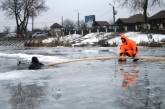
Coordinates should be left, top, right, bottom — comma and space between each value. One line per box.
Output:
119, 34, 139, 62
29, 56, 44, 70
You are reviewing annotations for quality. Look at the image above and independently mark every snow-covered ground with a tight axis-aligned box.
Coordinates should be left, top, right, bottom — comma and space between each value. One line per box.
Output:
108, 32, 165, 45
0, 52, 68, 65
42, 32, 165, 46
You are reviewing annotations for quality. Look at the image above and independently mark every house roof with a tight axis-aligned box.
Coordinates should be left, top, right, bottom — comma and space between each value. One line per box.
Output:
115, 18, 129, 24
128, 14, 145, 23
150, 10, 165, 20
116, 14, 145, 24
50, 23, 63, 29
93, 21, 110, 26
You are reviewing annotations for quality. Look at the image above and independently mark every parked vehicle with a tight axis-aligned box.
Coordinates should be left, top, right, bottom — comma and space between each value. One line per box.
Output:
5, 33, 17, 38
32, 32, 48, 38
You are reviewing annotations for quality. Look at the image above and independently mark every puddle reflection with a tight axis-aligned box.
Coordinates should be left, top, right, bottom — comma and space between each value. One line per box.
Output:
118, 63, 164, 109
119, 62, 139, 89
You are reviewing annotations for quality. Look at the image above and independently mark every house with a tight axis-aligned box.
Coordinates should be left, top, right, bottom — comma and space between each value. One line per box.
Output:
50, 23, 63, 37
115, 14, 145, 31
92, 21, 110, 32
84, 15, 112, 33
149, 10, 165, 30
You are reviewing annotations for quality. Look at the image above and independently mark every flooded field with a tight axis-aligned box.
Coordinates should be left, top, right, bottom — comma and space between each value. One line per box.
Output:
0, 46, 165, 109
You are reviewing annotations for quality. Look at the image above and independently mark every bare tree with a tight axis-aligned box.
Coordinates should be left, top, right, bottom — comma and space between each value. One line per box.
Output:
0, 0, 48, 37
43, 25, 49, 32
74, 20, 86, 30
117, 0, 164, 24
63, 19, 75, 30
79, 20, 87, 30
3, 26, 11, 34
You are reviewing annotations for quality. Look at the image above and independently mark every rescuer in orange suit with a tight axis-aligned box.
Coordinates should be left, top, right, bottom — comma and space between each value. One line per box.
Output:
119, 34, 139, 62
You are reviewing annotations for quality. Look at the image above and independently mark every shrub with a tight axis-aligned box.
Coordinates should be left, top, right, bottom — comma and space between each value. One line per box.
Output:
98, 39, 109, 47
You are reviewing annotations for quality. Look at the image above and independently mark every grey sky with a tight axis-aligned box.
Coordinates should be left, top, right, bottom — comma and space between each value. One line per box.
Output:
0, 0, 163, 32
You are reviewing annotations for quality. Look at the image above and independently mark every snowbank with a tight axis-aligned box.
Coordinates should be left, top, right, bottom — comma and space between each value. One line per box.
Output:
108, 32, 165, 45
41, 32, 165, 46
0, 52, 68, 63
63, 34, 82, 42
73, 32, 113, 46
42, 38, 56, 44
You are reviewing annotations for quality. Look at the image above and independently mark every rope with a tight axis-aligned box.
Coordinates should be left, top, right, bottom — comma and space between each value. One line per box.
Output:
47, 56, 165, 66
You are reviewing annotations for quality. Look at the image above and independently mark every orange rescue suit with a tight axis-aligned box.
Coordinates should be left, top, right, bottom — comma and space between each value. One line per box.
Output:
120, 34, 138, 57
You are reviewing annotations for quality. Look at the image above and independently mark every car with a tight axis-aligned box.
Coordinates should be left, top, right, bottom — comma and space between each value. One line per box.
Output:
32, 32, 48, 38
5, 33, 17, 38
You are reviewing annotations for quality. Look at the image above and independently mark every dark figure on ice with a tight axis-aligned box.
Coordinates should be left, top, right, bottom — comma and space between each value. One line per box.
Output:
119, 34, 139, 62
29, 56, 44, 70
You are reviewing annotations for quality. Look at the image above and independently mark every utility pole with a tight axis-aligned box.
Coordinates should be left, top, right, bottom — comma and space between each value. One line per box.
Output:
62, 16, 63, 26
112, 6, 115, 24
32, 7, 35, 33
109, 3, 117, 32
109, 3, 117, 24
78, 11, 80, 29
61, 16, 64, 36
32, 12, 34, 32
75, 9, 80, 29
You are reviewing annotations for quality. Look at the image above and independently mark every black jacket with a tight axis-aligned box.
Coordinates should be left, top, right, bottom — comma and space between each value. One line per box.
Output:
29, 57, 44, 70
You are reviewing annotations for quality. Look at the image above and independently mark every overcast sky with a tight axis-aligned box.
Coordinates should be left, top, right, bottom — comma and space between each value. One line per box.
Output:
0, 0, 163, 32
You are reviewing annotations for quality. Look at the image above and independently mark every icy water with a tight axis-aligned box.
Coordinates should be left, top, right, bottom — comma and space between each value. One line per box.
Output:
0, 46, 165, 109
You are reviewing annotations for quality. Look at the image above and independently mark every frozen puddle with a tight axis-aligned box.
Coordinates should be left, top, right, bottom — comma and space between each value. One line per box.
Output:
0, 47, 165, 109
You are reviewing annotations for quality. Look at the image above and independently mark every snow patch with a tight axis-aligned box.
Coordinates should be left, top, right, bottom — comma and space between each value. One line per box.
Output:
40, 32, 165, 46
0, 52, 68, 63
42, 38, 56, 44
108, 32, 165, 45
